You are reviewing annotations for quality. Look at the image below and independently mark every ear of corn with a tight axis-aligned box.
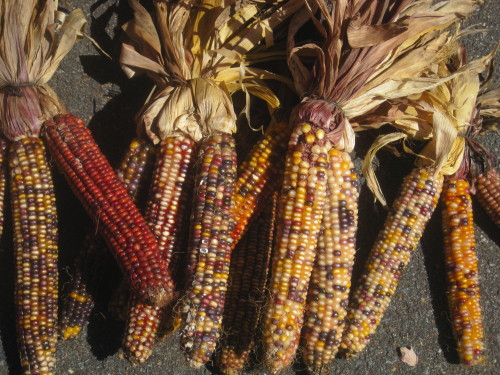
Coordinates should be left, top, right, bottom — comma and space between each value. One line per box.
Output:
59, 233, 107, 340
59, 138, 156, 340
108, 279, 130, 322
180, 132, 237, 368
262, 123, 330, 374
341, 167, 444, 356
10, 137, 58, 375
122, 293, 164, 364
302, 149, 359, 374
218, 192, 279, 375
232, 121, 290, 244
42, 114, 174, 307
123, 135, 195, 363
475, 169, 500, 227
442, 178, 484, 365
0, 138, 8, 240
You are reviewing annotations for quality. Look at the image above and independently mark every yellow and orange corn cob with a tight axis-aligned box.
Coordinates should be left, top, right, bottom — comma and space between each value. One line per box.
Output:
0, 138, 8, 239
123, 135, 196, 363
218, 192, 279, 375
59, 138, 156, 340
302, 150, 359, 374
10, 137, 58, 375
263, 123, 331, 374
475, 169, 500, 227
180, 132, 237, 367
442, 178, 484, 365
42, 114, 174, 307
232, 121, 290, 243
341, 166, 443, 356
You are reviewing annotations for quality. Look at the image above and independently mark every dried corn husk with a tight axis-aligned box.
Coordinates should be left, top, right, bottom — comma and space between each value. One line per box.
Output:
286, 0, 480, 151
359, 44, 497, 204
0, 0, 86, 140
120, 0, 302, 143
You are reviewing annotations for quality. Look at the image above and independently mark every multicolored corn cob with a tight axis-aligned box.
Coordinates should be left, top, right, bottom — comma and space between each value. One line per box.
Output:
341, 167, 444, 356
0, 138, 8, 240
232, 121, 290, 243
262, 123, 331, 374
302, 149, 359, 374
59, 233, 107, 340
42, 114, 174, 307
10, 137, 58, 375
442, 178, 484, 365
180, 132, 237, 367
123, 135, 195, 363
59, 138, 156, 340
108, 279, 130, 322
475, 169, 500, 227
218, 192, 279, 375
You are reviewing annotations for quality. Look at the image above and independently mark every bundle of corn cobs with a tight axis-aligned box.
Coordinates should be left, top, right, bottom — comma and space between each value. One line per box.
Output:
0, 0, 498, 374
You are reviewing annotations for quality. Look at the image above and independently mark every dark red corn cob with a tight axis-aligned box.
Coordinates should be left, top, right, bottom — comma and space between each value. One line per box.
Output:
218, 192, 279, 375
10, 137, 58, 374
59, 138, 156, 340
42, 114, 174, 307
123, 135, 196, 363
0, 137, 8, 240
180, 132, 237, 368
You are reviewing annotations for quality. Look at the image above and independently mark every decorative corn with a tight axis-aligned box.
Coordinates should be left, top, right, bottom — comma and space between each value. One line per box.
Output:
341, 167, 444, 356
123, 295, 164, 364
442, 178, 484, 365
108, 279, 130, 322
42, 114, 174, 307
180, 133, 237, 367
0, 138, 8, 240
123, 135, 195, 363
59, 138, 156, 340
59, 233, 107, 340
10, 137, 58, 375
232, 121, 290, 243
144, 135, 196, 285
262, 123, 331, 374
475, 169, 500, 227
302, 150, 359, 374
218, 192, 279, 375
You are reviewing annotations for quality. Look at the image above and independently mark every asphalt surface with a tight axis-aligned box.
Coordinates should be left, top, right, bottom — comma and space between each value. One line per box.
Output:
0, 1, 498, 375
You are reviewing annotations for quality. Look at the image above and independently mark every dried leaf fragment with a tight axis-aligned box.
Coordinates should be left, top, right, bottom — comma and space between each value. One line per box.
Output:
398, 346, 418, 366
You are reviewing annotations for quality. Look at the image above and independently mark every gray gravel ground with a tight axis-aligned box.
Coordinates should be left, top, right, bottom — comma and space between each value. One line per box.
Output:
0, 1, 499, 374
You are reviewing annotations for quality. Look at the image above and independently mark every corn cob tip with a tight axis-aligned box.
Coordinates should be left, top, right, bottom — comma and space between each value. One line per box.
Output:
61, 326, 82, 340
186, 358, 205, 369
307, 365, 330, 375
123, 347, 154, 365
218, 350, 246, 375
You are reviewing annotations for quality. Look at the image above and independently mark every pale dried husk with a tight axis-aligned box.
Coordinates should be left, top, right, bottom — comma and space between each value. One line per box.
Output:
286, 0, 480, 152
120, 0, 301, 144
359, 45, 497, 204
0, 0, 86, 140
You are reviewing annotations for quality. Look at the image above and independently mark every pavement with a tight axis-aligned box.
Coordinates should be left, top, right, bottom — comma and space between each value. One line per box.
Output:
0, 1, 498, 374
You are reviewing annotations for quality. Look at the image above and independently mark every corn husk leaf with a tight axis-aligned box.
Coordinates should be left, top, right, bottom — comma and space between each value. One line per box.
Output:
121, 0, 302, 143
477, 82, 500, 131
0, 0, 86, 140
360, 44, 496, 204
286, 0, 479, 152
